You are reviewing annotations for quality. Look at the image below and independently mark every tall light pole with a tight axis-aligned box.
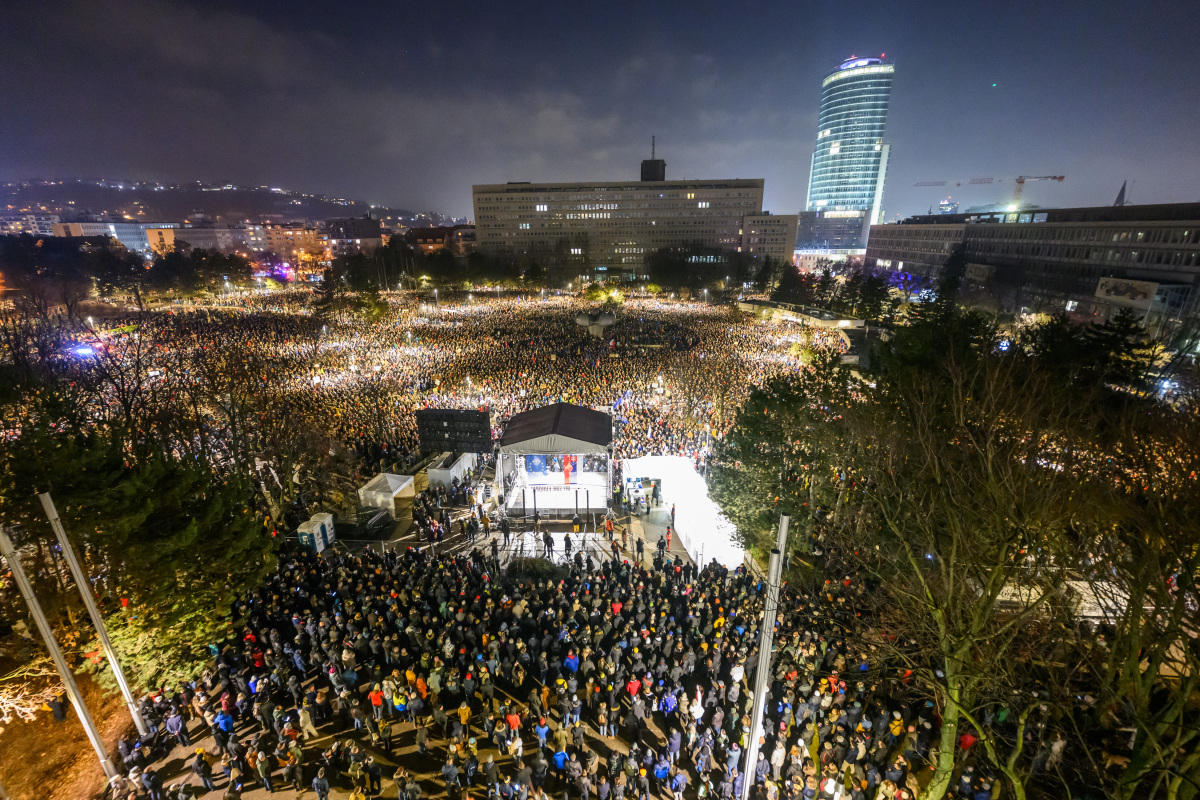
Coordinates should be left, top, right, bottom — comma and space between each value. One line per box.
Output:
40, 493, 148, 735
0, 527, 118, 779
741, 519, 787, 800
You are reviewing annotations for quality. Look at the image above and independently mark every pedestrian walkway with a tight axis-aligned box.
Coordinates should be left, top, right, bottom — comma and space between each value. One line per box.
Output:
627, 502, 692, 567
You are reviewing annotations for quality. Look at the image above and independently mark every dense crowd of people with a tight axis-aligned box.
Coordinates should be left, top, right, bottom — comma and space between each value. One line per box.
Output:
104, 534, 1001, 800
6, 291, 1039, 800
40, 293, 849, 481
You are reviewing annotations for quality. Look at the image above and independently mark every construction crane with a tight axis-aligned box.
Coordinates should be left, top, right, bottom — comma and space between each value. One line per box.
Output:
915, 175, 1065, 208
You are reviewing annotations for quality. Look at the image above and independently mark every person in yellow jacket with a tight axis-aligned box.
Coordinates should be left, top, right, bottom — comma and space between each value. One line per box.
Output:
459, 700, 473, 732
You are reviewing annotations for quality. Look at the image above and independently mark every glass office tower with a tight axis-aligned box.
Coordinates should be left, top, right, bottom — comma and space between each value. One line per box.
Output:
802, 57, 894, 254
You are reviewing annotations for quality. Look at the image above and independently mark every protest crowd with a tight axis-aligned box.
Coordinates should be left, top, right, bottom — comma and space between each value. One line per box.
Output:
107, 534, 992, 800
22, 291, 990, 800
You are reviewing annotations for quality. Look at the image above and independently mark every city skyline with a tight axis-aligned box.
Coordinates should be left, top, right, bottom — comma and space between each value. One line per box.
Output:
1, 0, 1197, 221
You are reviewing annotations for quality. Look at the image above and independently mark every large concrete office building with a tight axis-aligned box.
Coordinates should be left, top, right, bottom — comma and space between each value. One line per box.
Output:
473, 155, 791, 283
741, 214, 799, 263
866, 203, 1200, 323
800, 57, 895, 256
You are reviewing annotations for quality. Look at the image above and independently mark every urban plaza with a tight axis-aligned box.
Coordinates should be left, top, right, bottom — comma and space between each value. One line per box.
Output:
1, 4, 1198, 800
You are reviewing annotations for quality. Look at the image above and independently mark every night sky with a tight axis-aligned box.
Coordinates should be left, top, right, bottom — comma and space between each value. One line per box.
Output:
2, 0, 1197, 218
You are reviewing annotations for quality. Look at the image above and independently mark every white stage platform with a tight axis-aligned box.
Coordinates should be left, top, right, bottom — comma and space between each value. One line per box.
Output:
505, 470, 610, 514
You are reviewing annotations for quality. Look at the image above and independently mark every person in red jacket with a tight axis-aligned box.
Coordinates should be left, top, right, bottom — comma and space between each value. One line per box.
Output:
368, 684, 386, 720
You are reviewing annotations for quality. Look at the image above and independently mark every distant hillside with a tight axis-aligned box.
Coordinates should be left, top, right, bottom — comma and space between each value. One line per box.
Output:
3, 179, 428, 225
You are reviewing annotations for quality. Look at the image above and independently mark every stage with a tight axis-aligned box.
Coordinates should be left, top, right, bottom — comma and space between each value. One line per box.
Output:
622, 455, 745, 567
497, 403, 615, 518
504, 469, 609, 517
519, 470, 608, 490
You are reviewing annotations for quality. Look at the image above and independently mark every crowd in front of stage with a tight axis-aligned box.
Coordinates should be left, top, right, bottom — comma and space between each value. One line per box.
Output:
108, 535, 997, 800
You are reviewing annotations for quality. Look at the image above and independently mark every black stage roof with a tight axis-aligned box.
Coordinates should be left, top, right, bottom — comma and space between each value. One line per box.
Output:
499, 403, 613, 455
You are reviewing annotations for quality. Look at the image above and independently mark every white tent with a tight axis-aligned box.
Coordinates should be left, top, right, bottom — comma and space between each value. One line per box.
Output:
622, 455, 745, 568
357, 473, 415, 519
427, 452, 476, 490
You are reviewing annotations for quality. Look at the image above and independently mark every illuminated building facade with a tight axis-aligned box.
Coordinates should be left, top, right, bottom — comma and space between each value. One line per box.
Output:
866, 202, 1200, 322
473, 175, 765, 283
803, 56, 894, 254
1, 213, 60, 236
145, 226, 254, 255
262, 223, 329, 266
52, 221, 177, 253
740, 214, 799, 263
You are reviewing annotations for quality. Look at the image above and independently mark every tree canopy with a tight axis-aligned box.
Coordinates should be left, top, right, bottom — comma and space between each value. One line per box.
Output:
711, 300, 1200, 800
0, 424, 278, 690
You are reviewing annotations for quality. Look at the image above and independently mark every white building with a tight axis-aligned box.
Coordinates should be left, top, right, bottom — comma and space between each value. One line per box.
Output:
53, 221, 178, 254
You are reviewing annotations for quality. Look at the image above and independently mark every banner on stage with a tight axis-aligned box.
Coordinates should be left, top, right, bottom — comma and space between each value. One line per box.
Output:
525, 454, 579, 484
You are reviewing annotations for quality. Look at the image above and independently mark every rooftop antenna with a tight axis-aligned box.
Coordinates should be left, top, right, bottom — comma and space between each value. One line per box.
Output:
651, 136, 656, 159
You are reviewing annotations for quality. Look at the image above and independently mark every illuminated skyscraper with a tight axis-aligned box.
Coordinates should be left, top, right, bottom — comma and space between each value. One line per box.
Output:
801, 56, 894, 254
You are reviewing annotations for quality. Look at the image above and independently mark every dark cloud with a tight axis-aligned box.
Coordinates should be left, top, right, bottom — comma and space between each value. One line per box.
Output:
1, 0, 1196, 217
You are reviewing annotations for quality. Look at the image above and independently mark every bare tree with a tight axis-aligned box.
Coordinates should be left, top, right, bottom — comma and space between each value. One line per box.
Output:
830, 353, 1107, 800
80, 324, 167, 439
1080, 402, 1200, 800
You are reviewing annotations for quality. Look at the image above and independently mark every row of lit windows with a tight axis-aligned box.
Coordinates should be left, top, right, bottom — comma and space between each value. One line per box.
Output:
478, 211, 754, 224
475, 191, 758, 203
475, 202, 758, 215
973, 244, 1200, 268
969, 226, 1199, 245
877, 225, 1200, 248
822, 64, 894, 87
872, 241, 1200, 270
